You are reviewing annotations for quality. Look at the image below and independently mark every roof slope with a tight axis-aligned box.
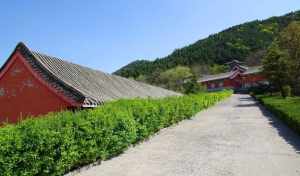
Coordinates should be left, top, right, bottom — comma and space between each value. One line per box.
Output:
198, 66, 262, 83
198, 72, 234, 83
2, 43, 180, 107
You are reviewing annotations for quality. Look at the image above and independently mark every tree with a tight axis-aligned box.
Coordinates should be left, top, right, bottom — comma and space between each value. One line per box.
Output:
182, 77, 205, 94
263, 22, 300, 96
278, 21, 300, 95
209, 64, 229, 74
135, 75, 147, 83
262, 42, 291, 97
159, 66, 194, 92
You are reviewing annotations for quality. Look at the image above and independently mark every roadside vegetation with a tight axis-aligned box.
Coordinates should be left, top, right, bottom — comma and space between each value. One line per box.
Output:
0, 90, 232, 176
256, 95, 300, 135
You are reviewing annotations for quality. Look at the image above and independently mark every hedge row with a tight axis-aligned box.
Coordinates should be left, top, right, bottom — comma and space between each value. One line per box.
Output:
256, 95, 300, 135
0, 90, 232, 176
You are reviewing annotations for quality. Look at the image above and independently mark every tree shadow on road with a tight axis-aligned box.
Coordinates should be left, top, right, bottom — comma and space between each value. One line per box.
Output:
238, 96, 300, 154
238, 97, 254, 101
259, 105, 300, 154
235, 103, 258, 107
235, 96, 259, 107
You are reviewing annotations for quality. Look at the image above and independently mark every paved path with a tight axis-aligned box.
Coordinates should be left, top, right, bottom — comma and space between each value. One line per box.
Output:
69, 94, 300, 176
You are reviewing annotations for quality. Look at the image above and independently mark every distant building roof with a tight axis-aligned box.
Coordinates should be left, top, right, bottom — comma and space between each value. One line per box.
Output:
198, 71, 234, 82
198, 63, 262, 83
225, 59, 245, 65
1, 43, 180, 107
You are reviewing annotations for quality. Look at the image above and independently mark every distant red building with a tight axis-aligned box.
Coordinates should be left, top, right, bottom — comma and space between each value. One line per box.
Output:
0, 43, 179, 123
198, 60, 268, 91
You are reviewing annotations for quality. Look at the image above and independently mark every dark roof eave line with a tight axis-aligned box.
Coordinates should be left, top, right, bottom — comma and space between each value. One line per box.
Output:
28, 50, 86, 101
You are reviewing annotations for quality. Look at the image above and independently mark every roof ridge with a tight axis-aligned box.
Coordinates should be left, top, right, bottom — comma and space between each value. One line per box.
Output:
30, 50, 109, 75
18, 43, 87, 103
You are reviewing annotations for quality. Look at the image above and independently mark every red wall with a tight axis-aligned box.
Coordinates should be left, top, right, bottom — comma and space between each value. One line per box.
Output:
0, 52, 73, 123
243, 74, 265, 83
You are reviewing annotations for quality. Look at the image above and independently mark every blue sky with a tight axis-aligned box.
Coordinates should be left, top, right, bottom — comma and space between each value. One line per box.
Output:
0, 1, 299, 73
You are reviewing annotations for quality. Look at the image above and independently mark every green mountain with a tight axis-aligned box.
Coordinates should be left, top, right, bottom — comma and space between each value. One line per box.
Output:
114, 10, 300, 80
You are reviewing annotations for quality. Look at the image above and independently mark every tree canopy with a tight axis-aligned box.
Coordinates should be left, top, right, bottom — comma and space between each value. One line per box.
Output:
263, 21, 300, 96
158, 66, 194, 92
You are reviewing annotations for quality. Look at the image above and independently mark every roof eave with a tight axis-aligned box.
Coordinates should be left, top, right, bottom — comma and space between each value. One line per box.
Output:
82, 104, 99, 108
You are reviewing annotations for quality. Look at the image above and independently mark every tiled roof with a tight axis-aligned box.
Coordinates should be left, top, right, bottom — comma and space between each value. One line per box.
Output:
198, 66, 262, 83
198, 72, 234, 82
4, 43, 181, 107
225, 59, 244, 65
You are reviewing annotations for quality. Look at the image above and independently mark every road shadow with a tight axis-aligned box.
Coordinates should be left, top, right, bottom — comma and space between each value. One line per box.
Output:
235, 96, 259, 107
238, 95, 300, 154
259, 104, 300, 154
238, 97, 254, 101
235, 103, 258, 107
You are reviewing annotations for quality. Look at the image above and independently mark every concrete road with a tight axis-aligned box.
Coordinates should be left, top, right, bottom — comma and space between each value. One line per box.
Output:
69, 94, 300, 176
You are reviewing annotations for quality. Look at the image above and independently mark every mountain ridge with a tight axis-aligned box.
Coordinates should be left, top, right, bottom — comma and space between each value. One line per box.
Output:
114, 10, 300, 80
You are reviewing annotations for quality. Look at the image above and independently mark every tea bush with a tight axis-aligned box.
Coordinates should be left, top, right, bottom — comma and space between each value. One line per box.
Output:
0, 90, 232, 176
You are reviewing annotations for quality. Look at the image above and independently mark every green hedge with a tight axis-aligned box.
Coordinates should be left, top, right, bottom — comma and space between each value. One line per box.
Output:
256, 95, 300, 135
0, 90, 232, 176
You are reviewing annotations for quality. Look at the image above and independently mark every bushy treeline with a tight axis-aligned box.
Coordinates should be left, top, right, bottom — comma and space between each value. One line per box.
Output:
256, 95, 300, 135
0, 91, 232, 176
114, 11, 300, 81
140, 66, 204, 93
262, 21, 300, 96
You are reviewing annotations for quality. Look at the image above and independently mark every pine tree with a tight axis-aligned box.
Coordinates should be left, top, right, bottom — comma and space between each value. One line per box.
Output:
262, 42, 291, 97
278, 22, 300, 95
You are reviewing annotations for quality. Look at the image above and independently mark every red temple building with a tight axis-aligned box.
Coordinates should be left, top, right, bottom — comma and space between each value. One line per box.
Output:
198, 60, 268, 91
0, 43, 179, 123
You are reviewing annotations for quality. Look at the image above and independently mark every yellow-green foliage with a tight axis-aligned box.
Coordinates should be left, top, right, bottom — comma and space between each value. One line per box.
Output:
0, 90, 232, 176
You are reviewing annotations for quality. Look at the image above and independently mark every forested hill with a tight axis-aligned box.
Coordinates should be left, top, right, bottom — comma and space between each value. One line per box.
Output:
114, 11, 300, 79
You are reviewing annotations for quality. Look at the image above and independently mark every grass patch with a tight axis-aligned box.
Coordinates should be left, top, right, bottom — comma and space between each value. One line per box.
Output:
256, 95, 300, 135
0, 90, 232, 176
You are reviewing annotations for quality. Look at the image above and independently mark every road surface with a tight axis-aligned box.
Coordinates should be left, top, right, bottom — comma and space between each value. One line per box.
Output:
68, 94, 300, 176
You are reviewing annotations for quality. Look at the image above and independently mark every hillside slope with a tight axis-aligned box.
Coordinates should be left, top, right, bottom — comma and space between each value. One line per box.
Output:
114, 11, 300, 79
